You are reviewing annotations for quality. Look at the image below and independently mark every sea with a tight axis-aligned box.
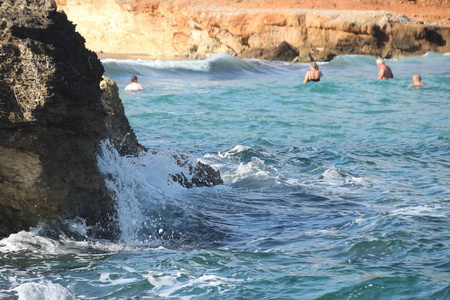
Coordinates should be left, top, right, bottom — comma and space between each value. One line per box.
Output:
1, 52, 449, 299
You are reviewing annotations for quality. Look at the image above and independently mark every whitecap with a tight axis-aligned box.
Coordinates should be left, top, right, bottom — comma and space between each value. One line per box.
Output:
13, 281, 75, 300
146, 271, 242, 300
0, 227, 61, 254
98, 273, 138, 286
217, 144, 252, 158
390, 205, 446, 218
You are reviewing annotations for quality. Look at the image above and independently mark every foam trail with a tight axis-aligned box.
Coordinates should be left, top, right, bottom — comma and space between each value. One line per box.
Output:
13, 281, 75, 300
202, 145, 281, 188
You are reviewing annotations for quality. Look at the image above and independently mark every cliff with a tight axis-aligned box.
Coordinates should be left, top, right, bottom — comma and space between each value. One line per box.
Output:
55, 0, 450, 60
0, 0, 222, 238
0, 0, 142, 238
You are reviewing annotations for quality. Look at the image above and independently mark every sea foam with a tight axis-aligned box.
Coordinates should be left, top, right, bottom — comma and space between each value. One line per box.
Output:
13, 281, 75, 300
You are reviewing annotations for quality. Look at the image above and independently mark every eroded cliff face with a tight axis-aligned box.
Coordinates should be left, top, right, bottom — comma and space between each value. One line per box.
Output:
55, 0, 450, 60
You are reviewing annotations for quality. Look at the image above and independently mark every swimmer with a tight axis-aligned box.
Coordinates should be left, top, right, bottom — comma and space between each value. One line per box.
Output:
408, 74, 425, 87
125, 75, 144, 92
376, 58, 394, 80
303, 62, 323, 84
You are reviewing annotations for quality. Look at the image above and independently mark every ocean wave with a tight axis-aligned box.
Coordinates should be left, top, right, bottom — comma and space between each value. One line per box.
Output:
103, 51, 449, 84
326, 54, 376, 68
201, 145, 282, 188
320, 167, 366, 187
102, 53, 298, 79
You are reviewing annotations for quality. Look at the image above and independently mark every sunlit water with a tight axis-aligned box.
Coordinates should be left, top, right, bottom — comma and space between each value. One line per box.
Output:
1, 53, 449, 299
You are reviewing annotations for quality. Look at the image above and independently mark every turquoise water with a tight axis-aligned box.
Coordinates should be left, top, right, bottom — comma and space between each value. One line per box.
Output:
1, 53, 449, 299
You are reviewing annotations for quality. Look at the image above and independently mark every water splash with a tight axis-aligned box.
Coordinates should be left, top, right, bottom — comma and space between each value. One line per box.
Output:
96, 140, 227, 247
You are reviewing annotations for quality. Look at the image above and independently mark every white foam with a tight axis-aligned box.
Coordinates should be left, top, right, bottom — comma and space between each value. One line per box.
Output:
0, 221, 135, 255
321, 167, 344, 180
321, 167, 368, 187
98, 273, 137, 285
217, 144, 251, 158
0, 227, 61, 254
97, 140, 208, 244
145, 271, 242, 300
207, 145, 280, 185
226, 158, 278, 186
390, 205, 446, 218
13, 281, 75, 300
145, 272, 179, 289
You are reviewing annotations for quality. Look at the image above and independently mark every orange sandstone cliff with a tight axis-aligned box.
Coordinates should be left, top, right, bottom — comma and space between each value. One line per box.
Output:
55, 0, 450, 60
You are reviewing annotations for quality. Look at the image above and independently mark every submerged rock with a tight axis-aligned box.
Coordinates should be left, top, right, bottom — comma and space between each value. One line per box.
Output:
170, 154, 223, 188
0, 0, 222, 239
239, 41, 299, 61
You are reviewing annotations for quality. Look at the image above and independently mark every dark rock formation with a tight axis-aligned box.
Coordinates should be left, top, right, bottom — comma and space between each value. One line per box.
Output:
292, 51, 337, 63
239, 41, 299, 61
170, 155, 223, 188
0, 0, 135, 239
0, 0, 222, 239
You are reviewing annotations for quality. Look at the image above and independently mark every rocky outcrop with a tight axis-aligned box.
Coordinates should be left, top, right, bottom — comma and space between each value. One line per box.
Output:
0, 0, 137, 238
239, 41, 300, 61
54, 0, 450, 61
0, 0, 222, 238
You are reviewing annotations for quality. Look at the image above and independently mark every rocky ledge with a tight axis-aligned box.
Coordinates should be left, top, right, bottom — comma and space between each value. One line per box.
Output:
0, 0, 222, 239
55, 0, 450, 61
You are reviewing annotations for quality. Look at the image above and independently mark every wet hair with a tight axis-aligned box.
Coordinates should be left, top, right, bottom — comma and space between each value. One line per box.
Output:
311, 62, 319, 70
413, 74, 421, 81
131, 75, 138, 83
376, 58, 384, 65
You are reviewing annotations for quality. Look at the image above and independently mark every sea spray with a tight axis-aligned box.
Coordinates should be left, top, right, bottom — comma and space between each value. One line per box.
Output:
97, 140, 184, 245
13, 281, 75, 300
96, 140, 227, 247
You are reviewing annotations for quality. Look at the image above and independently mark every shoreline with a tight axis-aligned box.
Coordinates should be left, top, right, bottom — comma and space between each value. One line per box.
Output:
96, 51, 446, 61
96, 52, 187, 61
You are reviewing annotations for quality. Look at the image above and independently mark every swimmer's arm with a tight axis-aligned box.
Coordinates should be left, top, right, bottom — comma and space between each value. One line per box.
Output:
378, 67, 385, 79
303, 71, 310, 84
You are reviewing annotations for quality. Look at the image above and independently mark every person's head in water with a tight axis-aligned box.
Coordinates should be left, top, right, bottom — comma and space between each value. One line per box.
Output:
376, 58, 385, 66
409, 73, 425, 87
125, 75, 144, 91
311, 62, 319, 70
